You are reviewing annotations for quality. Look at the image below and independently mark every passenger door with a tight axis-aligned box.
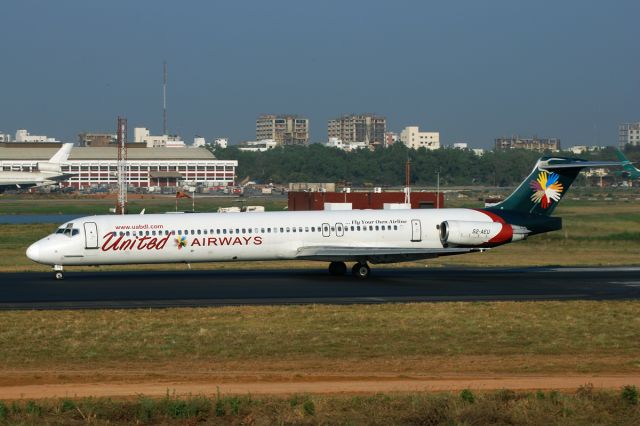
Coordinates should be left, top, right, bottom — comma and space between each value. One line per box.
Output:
84, 222, 99, 249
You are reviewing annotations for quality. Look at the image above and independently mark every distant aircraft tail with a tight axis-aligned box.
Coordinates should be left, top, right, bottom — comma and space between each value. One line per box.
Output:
486, 157, 620, 217
615, 149, 640, 175
38, 143, 74, 174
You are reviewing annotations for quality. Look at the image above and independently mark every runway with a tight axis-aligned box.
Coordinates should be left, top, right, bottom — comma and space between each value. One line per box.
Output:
0, 266, 639, 310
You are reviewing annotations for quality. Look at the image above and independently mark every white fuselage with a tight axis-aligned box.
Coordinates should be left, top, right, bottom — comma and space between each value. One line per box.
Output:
26, 208, 498, 267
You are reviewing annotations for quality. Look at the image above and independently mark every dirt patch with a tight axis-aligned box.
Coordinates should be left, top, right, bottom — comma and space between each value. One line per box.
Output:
1, 374, 639, 400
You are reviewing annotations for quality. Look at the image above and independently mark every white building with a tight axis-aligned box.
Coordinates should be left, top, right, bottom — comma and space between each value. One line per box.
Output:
472, 148, 485, 157
134, 127, 186, 148
238, 139, 277, 152
214, 138, 228, 149
619, 122, 640, 148
193, 137, 206, 148
325, 137, 368, 152
0, 146, 236, 189
15, 129, 59, 143
399, 126, 440, 150
453, 142, 468, 149
0, 133, 11, 142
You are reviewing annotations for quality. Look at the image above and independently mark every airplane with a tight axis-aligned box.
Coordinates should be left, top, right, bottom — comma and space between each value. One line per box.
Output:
614, 149, 640, 180
26, 156, 619, 280
0, 143, 74, 192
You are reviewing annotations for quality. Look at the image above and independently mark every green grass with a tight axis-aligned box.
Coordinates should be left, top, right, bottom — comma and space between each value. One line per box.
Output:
1, 389, 639, 425
1, 302, 639, 374
0, 194, 288, 215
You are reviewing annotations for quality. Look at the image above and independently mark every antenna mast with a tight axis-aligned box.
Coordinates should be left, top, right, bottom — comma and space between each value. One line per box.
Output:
163, 61, 167, 135
116, 117, 128, 215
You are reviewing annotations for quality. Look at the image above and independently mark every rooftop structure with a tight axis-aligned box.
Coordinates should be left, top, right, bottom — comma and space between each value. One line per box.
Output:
14, 129, 59, 143
325, 137, 368, 152
134, 127, 185, 148
238, 140, 277, 152
78, 132, 116, 147
256, 114, 309, 146
494, 136, 561, 152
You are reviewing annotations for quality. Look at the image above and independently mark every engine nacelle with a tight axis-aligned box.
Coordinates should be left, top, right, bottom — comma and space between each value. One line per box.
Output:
439, 220, 528, 247
37, 162, 62, 174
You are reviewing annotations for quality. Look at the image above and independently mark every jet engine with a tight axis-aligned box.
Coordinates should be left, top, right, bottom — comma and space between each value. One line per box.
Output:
439, 220, 528, 247
37, 162, 62, 173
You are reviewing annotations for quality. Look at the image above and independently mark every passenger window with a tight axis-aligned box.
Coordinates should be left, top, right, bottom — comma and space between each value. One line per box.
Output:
223, 229, 227, 234
203, 230, 207, 235
305, 227, 309, 232
261, 228, 265, 233
248, 229, 252, 234
369, 226, 373, 231
357, 226, 361, 231
191, 230, 195, 235
216, 229, 221, 234
292, 227, 296, 233
381, 225, 385, 231
235, 229, 240, 234
311, 227, 315, 232
351, 226, 355, 231
286, 227, 290, 232
197, 230, 201, 235
280, 227, 284, 233
242, 228, 246, 233
375, 226, 379, 231
394, 225, 398, 230
126, 231, 130, 236
267, 228, 271, 233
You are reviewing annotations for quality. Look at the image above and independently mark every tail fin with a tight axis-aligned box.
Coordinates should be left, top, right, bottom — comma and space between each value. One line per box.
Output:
615, 149, 640, 175
48, 143, 74, 164
37, 143, 73, 174
487, 157, 620, 216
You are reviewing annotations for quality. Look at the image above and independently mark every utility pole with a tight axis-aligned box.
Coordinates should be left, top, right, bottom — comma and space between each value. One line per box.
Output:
163, 61, 168, 135
436, 169, 440, 209
116, 117, 128, 215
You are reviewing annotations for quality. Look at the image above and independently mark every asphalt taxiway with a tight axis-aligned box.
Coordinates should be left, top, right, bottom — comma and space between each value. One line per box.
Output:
0, 266, 639, 310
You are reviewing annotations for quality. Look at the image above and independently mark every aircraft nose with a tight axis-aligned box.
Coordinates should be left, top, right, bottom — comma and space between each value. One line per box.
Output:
26, 243, 41, 262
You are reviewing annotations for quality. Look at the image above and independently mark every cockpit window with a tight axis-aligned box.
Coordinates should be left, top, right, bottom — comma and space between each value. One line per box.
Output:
56, 229, 65, 234
72, 229, 80, 236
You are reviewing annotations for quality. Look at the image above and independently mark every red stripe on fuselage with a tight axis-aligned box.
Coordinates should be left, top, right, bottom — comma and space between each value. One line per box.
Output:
474, 209, 512, 244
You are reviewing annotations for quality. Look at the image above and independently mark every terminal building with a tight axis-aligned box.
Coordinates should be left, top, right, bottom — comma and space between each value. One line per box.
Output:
0, 145, 237, 189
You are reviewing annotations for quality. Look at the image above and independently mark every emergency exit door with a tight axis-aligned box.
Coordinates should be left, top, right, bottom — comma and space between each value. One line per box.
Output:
84, 222, 99, 249
411, 219, 422, 242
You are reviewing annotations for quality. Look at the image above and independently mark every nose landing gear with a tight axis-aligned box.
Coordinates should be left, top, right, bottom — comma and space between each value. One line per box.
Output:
53, 265, 64, 280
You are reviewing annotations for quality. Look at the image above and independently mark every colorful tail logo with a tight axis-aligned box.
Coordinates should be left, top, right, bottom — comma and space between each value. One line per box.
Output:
175, 235, 187, 249
530, 171, 564, 209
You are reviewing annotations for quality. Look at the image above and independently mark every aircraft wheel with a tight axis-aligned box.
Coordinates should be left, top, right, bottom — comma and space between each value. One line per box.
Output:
352, 262, 370, 279
54, 271, 64, 280
328, 261, 347, 276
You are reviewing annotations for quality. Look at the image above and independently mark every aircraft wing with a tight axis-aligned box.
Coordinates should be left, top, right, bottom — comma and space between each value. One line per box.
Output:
295, 245, 486, 264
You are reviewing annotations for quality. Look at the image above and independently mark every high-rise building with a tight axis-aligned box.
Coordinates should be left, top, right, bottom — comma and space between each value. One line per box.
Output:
256, 114, 309, 146
399, 126, 440, 150
494, 136, 560, 152
327, 114, 386, 147
619, 122, 640, 148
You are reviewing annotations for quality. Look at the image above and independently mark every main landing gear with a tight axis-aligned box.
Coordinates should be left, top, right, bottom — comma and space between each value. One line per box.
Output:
328, 261, 347, 276
327, 261, 371, 279
351, 262, 370, 280
53, 265, 64, 280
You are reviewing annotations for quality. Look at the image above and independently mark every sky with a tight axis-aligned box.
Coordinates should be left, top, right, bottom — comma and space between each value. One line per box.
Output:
1, 0, 638, 149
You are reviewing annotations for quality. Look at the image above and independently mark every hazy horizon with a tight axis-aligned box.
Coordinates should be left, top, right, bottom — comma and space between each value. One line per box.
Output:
1, 1, 638, 148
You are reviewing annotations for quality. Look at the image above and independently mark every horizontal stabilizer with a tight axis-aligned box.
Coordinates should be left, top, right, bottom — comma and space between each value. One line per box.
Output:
538, 159, 621, 170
